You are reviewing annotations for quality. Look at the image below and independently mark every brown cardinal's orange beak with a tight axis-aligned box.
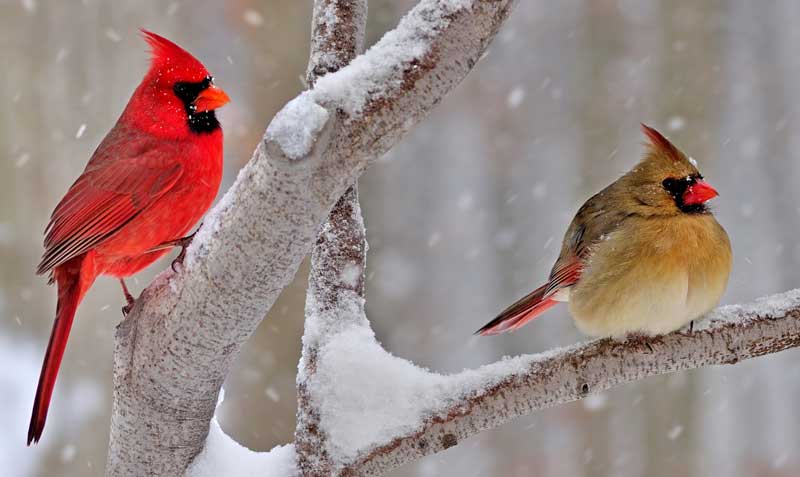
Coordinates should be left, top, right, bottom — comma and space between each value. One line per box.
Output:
194, 84, 230, 113
683, 179, 718, 206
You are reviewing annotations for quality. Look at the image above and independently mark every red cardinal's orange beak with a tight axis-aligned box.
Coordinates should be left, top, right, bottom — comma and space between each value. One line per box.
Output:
683, 179, 718, 206
194, 84, 230, 113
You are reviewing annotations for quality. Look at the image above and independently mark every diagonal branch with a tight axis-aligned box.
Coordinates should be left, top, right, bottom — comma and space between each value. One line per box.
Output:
105, 0, 518, 475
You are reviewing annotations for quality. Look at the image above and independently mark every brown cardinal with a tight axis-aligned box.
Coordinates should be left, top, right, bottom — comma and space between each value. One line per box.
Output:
477, 124, 731, 338
28, 30, 229, 444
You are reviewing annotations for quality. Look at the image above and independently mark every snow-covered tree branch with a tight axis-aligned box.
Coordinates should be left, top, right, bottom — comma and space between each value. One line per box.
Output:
308, 290, 800, 475
105, 0, 517, 475
102, 0, 800, 476
297, 1, 369, 475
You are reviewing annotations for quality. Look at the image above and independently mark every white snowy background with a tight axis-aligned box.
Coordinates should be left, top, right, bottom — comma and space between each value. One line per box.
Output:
2, 1, 800, 476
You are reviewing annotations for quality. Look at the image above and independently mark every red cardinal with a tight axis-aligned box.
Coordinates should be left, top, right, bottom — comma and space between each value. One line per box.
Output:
28, 30, 229, 445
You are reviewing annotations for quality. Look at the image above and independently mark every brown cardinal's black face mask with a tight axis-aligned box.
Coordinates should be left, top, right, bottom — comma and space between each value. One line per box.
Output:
662, 174, 716, 214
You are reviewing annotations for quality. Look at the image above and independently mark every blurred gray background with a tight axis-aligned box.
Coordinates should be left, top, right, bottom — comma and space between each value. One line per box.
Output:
2, 1, 800, 476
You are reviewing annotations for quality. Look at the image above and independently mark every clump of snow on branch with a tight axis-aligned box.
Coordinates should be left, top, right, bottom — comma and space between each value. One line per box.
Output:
307, 325, 445, 462
247, 0, 482, 165
311, 0, 475, 115
266, 91, 330, 160
300, 287, 368, 354
339, 263, 363, 288
186, 423, 297, 477
186, 390, 298, 477
306, 322, 568, 464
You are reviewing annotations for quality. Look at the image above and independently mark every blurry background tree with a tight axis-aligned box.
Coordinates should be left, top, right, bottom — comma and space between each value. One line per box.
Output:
2, 1, 800, 476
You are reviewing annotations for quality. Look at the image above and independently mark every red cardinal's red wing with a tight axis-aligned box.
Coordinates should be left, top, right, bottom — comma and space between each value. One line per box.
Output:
37, 147, 183, 275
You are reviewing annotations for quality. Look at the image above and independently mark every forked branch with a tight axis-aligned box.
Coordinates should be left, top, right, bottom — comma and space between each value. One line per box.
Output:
106, 0, 518, 475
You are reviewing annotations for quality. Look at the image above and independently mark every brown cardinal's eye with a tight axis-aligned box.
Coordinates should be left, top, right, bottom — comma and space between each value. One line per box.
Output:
662, 176, 694, 200
662, 178, 680, 194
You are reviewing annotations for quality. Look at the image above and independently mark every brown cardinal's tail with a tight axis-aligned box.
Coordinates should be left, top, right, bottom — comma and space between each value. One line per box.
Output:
476, 283, 558, 336
28, 257, 91, 445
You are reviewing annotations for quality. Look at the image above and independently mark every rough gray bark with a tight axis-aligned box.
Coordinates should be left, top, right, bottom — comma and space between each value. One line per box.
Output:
297, 1, 369, 475
105, 0, 518, 475
306, 0, 368, 83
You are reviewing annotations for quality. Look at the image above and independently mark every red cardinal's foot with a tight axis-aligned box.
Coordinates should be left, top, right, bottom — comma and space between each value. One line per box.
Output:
120, 279, 135, 316
170, 226, 200, 272
172, 240, 191, 272
148, 223, 203, 272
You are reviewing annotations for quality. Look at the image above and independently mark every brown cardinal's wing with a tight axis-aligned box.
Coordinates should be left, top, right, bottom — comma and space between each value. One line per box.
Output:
37, 140, 183, 276
477, 241, 585, 336
550, 185, 631, 285
478, 184, 633, 336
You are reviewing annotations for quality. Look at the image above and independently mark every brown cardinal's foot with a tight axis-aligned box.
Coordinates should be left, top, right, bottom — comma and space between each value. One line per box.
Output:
148, 223, 203, 272
120, 279, 135, 316
625, 332, 654, 352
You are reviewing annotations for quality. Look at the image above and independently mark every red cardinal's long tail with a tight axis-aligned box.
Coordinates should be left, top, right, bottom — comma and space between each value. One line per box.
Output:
476, 283, 558, 336
28, 256, 91, 445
